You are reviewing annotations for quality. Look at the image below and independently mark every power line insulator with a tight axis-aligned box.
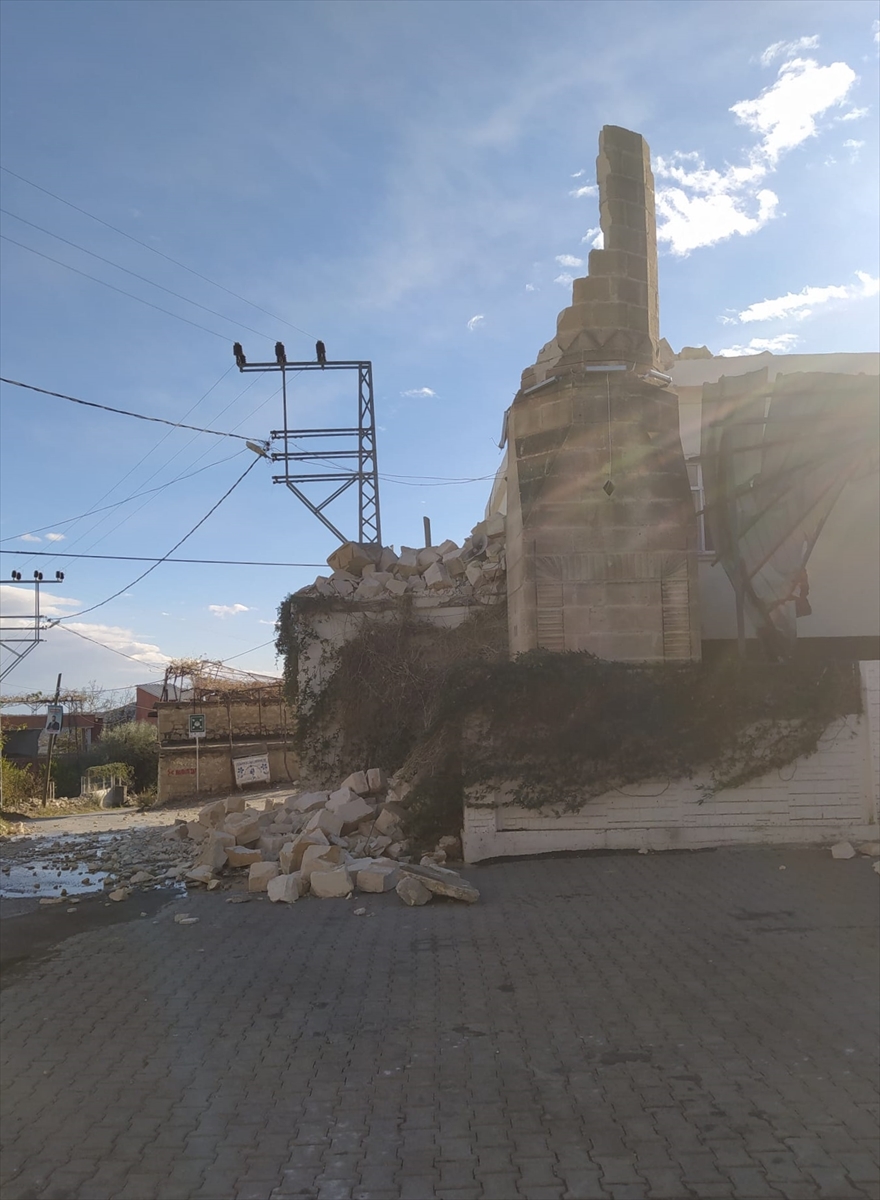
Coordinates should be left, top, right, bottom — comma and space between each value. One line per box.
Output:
34, 571, 43, 580
11, 570, 22, 580
275, 341, 287, 366
56, 571, 65, 581
233, 342, 246, 368
316, 340, 327, 367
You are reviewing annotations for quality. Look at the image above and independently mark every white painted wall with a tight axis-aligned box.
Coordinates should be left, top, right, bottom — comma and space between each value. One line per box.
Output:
463, 662, 879, 861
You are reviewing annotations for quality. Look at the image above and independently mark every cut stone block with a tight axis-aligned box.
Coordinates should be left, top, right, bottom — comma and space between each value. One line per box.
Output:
197, 830, 235, 870
443, 549, 467, 576
310, 865, 353, 898
226, 845, 262, 868
373, 808, 401, 837
438, 836, 462, 861
355, 577, 385, 600
436, 539, 458, 555
286, 791, 329, 814
418, 546, 441, 568
198, 799, 227, 828
300, 844, 345, 879
423, 561, 452, 590
186, 821, 208, 843
326, 541, 381, 576
224, 810, 262, 845
357, 865, 400, 893
396, 876, 432, 906
340, 771, 370, 796
397, 862, 479, 903
162, 823, 188, 841
248, 862, 280, 892
484, 513, 505, 539
186, 864, 214, 885
267, 874, 301, 904
831, 841, 856, 859
379, 547, 399, 572
279, 833, 327, 873
327, 786, 359, 810
335, 797, 376, 833
465, 563, 484, 587
256, 833, 287, 861
395, 547, 421, 577
366, 834, 393, 853
385, 577, 408, 596
224, 793, 246, 814
305, 808, 344, 838
855, 842, 880, 856
366, 767, 388, 794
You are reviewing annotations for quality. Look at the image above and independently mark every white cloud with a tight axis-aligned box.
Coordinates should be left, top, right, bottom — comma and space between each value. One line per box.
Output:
655, 49, 857, 255
555, 254, 584, 268
401, 387, 437, 399
525, 283, 536, 292
258, 619, 277, 627
45, 532, 65, 542
66, 622, 170, 665
208, 603, 251, 618
466, 314, 484, 331
839, 106, 868, 121
571, 169, 585, 178
718, 334, 801, 357
0, 584, 79, 617
19, 533, 41, 542
554, 273, 574, 287
569, 185, 598, 198
580, 226, 604, 249
874, 19, 879, 45
759, 35, 819, 67
735, 271, 879, 323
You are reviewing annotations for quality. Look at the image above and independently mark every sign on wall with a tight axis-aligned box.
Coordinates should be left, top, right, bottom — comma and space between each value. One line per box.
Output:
233, 754, 270, 788
188, 714, 206, 738
45, 705, 63, 733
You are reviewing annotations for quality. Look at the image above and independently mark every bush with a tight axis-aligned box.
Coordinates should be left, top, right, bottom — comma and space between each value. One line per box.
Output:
0, 757, 38, 810
88, 722, 158, 793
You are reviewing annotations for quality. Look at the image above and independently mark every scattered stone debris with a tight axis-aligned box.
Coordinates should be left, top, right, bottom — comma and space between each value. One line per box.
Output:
855, 842, 880, 857
830, 841, 857, 860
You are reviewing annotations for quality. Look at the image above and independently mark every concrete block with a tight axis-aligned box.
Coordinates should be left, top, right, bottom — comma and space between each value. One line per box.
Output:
224, 810, 262, 845
226, 845, 262, 868
248, 862, 280, 892
357, 865, 400, 893
305, 808, 344, 838
367, 767, 388, 794
267, 874, 301, 904
336, 797, 376, 833
396, 876, 432, 906
198, 800, 227, 828
197, 830, 235, 870
225, 793, 246, 813
340, 771, 370, 796
286, 791, 329, 814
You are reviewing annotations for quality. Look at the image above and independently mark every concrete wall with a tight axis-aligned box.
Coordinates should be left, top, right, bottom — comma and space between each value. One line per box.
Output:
156, 693, 298, 803
463, 662, 879, 861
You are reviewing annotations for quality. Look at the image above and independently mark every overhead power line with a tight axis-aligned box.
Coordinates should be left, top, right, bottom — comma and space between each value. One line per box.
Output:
60, 457, 263, 619
58, 623, 169, 669
0, 164, 317, 342
0, 377, 258, 441
2, 550, 325, 566
0, 234, 233, 340
1, 206, 276, 343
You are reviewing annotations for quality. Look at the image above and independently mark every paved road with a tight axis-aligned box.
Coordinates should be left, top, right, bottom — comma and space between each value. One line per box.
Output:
1, 846, 878, 1200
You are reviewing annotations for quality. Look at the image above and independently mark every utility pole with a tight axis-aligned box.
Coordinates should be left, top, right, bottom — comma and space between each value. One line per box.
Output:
42, 672, 62, 806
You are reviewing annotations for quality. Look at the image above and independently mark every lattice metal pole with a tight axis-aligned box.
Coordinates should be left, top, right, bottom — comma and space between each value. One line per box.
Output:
358, 363, 381, 546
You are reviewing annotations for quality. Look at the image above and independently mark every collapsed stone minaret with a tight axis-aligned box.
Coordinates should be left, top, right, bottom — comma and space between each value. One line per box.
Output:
506, 125, 700, 661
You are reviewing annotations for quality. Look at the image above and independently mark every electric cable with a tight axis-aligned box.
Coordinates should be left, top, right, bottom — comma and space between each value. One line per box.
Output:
57, 623, 169, 669
0, 449, 246, 543
60, 457, 263, 619
0, 165, 317, 341
2, 551, 325, 566
1, 207, 277, 343
1, 235, 239, 341
0, 377, 258, 440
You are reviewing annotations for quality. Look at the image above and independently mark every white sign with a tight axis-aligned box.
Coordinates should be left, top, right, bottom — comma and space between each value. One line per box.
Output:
233, 754, 270, 788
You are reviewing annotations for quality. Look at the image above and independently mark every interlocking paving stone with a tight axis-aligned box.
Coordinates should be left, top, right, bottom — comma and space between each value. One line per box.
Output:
1, 846, 878, 1199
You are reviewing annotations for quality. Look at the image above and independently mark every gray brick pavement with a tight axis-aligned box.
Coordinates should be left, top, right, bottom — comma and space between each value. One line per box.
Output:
1, 846, 878, 1199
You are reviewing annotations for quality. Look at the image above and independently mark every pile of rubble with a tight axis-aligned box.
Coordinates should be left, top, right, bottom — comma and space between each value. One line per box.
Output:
166, 768, 478, 906
297, 514, 506, 604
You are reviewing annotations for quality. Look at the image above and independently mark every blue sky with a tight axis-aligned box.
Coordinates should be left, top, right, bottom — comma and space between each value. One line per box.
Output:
1, 0, 878, 698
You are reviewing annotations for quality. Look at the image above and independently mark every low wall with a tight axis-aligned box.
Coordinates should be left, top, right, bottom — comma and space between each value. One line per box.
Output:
158, 740, 298, 803
463, 661, 879, 861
